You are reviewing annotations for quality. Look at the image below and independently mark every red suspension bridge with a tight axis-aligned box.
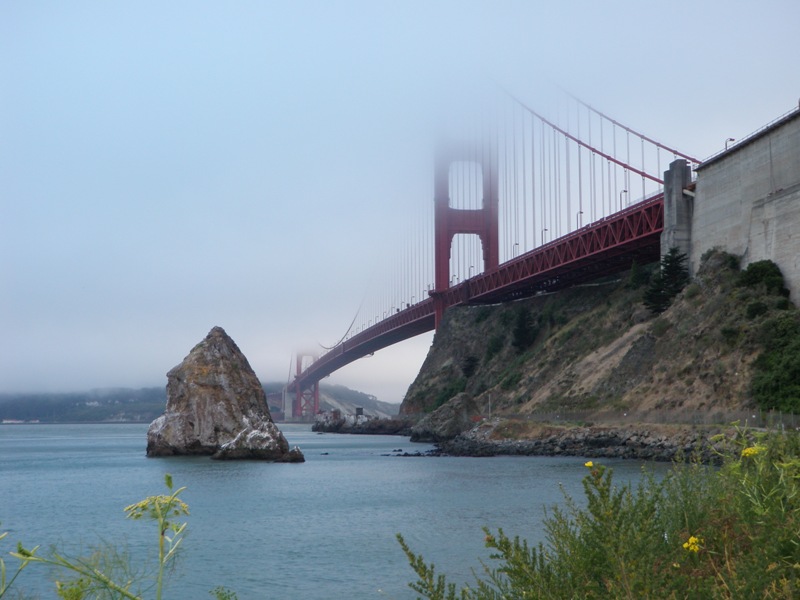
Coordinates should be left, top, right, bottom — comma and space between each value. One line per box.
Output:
288, 91, 699, 418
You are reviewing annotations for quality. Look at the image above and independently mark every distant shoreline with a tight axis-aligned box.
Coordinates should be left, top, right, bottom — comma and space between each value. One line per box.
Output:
1, 420, 149, 425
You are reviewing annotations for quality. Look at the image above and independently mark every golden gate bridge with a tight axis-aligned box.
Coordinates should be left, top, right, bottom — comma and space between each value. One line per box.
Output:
287, 89, 700, 418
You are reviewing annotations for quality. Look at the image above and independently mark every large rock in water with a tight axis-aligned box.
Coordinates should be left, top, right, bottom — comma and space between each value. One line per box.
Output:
146, 326, 304, 462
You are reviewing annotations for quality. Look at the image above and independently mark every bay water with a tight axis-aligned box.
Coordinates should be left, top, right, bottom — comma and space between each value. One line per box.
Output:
1, 423, 662, 599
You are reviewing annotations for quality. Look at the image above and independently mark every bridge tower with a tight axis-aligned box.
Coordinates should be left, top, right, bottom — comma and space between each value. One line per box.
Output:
431, 142, 499, 328
293, 353, 319, 419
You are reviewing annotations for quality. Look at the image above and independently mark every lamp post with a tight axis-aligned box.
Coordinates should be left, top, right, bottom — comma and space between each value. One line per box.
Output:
541, 228, 548, 244
576, 210, 583, 229
725, 137, 735, 150
619, 189, 628, 210
512, 243, 519, 258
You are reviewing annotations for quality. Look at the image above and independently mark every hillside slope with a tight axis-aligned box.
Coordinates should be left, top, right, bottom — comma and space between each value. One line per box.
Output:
400, 251, 798, 424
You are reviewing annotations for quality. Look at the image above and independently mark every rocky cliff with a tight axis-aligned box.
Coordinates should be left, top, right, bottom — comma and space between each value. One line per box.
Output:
401, 251, 799, 448
147, 327, 303, 462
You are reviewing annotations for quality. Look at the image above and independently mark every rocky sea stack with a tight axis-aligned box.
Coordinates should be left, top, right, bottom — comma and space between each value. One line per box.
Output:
146, 326, 303, 462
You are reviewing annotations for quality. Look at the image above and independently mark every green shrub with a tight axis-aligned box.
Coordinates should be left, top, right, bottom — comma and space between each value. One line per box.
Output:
400, 429, 800, 599
474, 307, 492, 324
484, 334, 505, 361
738, 260, 789, 296
432, 378, 467, 409
720, 326, 740, 346
461, 355, 479, 378
651, 317, 671, 337
746, 300, 769, 319
500, 371, 522, 390
752, 313, 800, 412
683, 282, 701, 299
511, 307, 539, 353
627, 259, 651, 289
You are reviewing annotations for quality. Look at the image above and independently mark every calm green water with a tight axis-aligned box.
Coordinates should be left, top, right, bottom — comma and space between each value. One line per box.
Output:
1, 423, 661, 599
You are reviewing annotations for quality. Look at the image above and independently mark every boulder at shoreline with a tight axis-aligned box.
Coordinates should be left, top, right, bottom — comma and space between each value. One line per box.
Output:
146, 326, 303, 462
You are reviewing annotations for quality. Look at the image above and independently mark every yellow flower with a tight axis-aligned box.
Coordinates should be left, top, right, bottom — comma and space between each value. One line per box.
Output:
741, 445, 763, 458
584, 461, 594, 468
682, 535, 703, 553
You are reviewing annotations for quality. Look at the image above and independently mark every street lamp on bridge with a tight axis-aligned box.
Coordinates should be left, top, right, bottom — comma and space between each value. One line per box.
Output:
541, 228, 548, 244
576, 210, 584, 229
619, 189, 628, 210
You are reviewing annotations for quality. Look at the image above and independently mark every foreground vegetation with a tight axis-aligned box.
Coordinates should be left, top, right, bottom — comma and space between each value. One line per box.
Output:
1, 475, 237, 600
400, 427, 800, 599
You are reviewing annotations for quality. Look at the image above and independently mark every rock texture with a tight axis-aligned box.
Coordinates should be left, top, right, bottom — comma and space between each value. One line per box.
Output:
409, 393, 481, 442
437, 421, 728, 463
146, 327, 303, 462
312, 413, 412, 435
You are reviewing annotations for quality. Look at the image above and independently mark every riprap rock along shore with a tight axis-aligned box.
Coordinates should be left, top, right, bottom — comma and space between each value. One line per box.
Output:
314, 411, 727, 462
433, 422, 726, 463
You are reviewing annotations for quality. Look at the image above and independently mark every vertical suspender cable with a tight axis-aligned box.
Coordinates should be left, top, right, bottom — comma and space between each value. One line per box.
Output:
522, 109, 528, 250
530, 114, 537, 248
657, 148, 662, 193
626, 130, 631, 203
566, 134, 571, 232
577, 101, 583, 227
641, 137, 646, 201
554, 128, 560, 237
599, 115, 605, 215
513, 102, 519, 251
541, 119, 547, 244
553, 128, 559, 236
588, 106, 595, 221
613, 124, 618, 210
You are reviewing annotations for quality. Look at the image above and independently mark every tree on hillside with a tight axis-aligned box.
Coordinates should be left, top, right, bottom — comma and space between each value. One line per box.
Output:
627, 259, 650, 289
643, 247, 689, 314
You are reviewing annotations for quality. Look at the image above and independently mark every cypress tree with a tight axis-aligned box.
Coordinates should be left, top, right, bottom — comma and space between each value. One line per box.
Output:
643, 247, 689, 314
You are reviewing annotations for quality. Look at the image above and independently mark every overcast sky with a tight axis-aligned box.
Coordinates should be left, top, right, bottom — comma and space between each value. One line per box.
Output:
2, 1, 798, 403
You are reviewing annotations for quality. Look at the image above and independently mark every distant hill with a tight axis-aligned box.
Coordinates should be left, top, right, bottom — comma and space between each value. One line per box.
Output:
0, 382, 399, 424
262, 382, 399, 419
0, 387, 166, 423
318, 383, 399, 418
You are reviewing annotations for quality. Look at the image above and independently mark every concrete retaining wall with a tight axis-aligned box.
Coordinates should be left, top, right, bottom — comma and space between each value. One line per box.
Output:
690, 110, 800, 298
